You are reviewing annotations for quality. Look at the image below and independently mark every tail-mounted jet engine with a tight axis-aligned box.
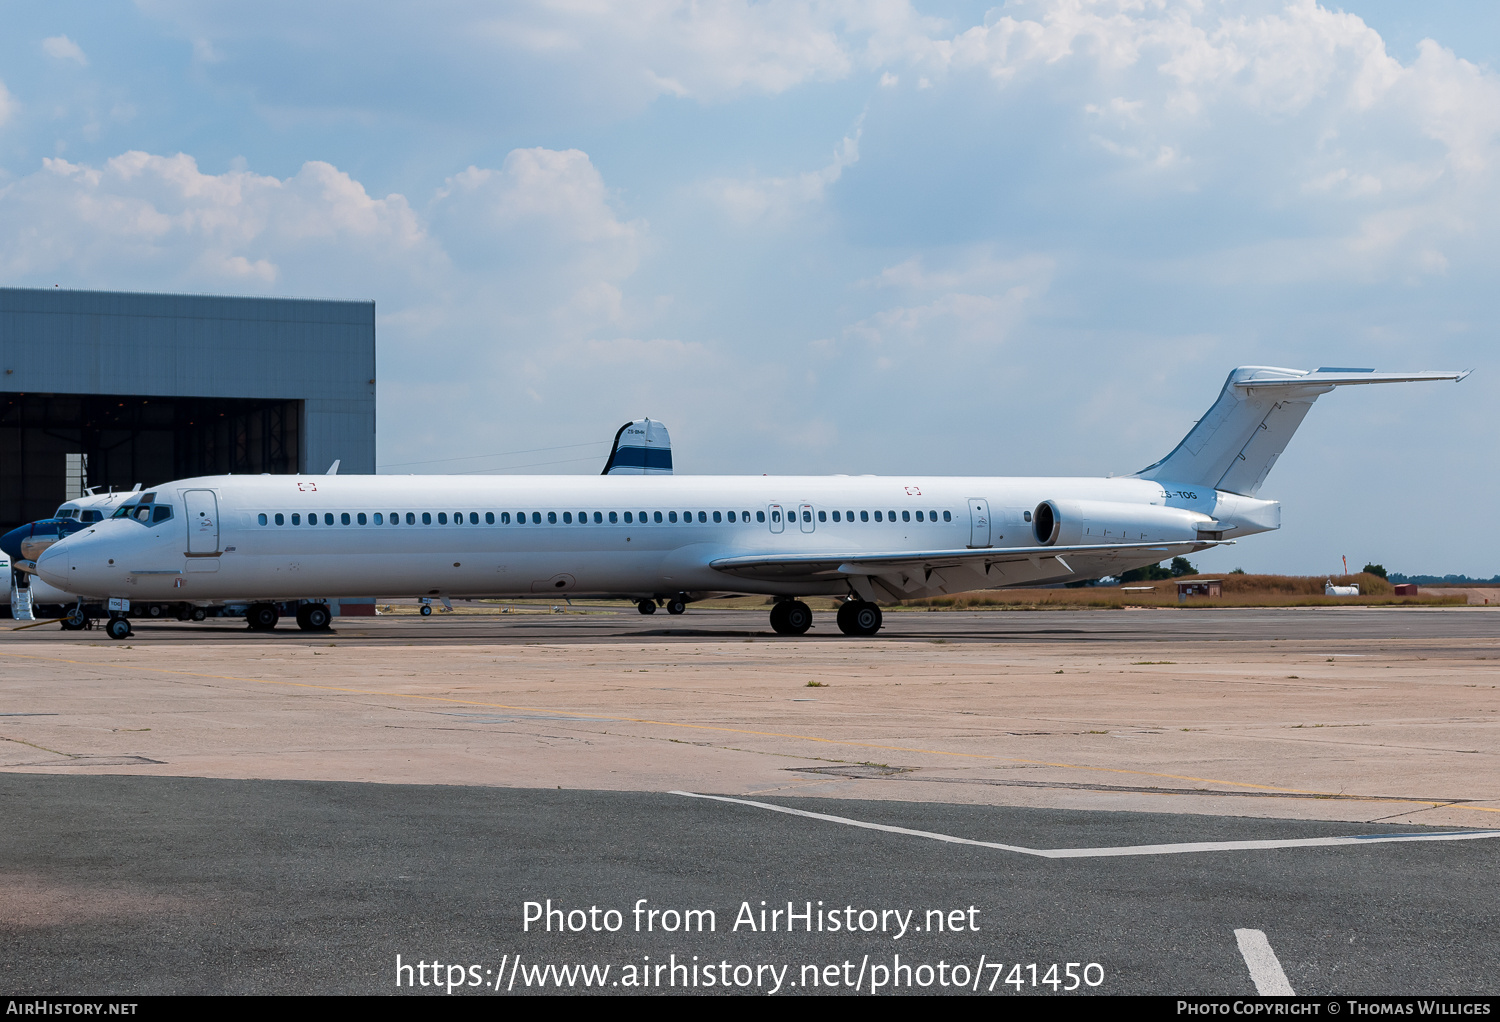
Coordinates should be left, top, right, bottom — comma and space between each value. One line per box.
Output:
1032, 499, 1215, 547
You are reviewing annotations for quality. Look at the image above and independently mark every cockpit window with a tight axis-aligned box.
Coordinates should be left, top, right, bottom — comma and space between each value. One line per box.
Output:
112, 505, 137, 520
152, 505, 173, 524
82, 510, 102, 523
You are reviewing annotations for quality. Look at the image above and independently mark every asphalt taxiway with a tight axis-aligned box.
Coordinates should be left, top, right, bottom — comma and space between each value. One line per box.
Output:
1, 607, 1496, 994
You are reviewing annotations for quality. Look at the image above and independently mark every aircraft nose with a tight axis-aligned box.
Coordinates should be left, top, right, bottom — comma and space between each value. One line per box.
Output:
35, 543, 73, 588
0, 523, 31, 561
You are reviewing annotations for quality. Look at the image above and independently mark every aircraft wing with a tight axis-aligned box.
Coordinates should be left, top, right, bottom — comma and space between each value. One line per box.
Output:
710, 539, 1226, 596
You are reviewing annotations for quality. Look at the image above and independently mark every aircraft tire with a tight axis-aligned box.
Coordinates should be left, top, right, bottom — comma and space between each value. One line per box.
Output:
246, 603, 279, 631
666, 598, 687, 615
146, 604, 163, 618
106, 617, 132, 641
60, 613, 88, 632
191, 607, 207, 622
851, 601, 882, 636
771, 600, 812, 636
298, 604, 331, 631
420, 604, 433, 616
637, 600, 657, 615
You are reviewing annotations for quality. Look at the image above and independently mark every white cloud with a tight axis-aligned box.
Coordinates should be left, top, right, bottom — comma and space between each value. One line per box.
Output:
41, 35, 89, 65
0, 81, 16, 127
708, 126, 861, 223
0, 152, 439, 293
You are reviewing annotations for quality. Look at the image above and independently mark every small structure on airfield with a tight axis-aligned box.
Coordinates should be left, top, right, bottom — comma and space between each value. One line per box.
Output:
1175, 579, 1222, 602
1324, 580, 1360, 596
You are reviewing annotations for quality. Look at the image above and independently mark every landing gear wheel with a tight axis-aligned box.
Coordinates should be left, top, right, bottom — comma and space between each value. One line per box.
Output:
637, 599, 657, 615
245, 603, 279, 631
191, 607, 207, 622
419, 604, 433, 616
60, 611, 88, 631
297, 604, 332, 631
666, 598, 687, 615
106, 617, 132, 641
837, 600, 882, 636
146, 604, 163, 618
770, 600, 812, 635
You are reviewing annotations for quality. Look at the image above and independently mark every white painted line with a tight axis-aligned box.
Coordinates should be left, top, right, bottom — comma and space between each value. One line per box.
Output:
670, 791, 1500, 859
1235, 929, 1295, 995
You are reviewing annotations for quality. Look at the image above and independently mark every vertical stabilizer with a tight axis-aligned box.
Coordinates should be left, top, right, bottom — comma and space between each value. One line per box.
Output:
602, 418, 673, 475
1137, 366, 1469, 496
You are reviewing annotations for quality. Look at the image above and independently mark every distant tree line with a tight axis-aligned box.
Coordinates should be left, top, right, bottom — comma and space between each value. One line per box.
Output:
1387, 572, 1500, 585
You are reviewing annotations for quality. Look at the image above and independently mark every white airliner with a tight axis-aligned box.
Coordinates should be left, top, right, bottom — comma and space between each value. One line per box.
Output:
32, 367, 1467, 640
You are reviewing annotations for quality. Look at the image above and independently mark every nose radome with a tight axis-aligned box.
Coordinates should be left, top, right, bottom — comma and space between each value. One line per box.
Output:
35, 544, 72, 588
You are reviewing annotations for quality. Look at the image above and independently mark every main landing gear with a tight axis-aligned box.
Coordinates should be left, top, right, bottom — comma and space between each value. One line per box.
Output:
666, 597, 687, 616
296, 603, 332, 631
245, 603, 280, 631
769, 600, 813, 636
637, 599, 657, 615
836, 599, 883, 637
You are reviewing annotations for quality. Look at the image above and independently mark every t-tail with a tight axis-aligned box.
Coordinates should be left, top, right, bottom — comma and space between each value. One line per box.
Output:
601, 418, 673, 475
1135, 366, 1470, 496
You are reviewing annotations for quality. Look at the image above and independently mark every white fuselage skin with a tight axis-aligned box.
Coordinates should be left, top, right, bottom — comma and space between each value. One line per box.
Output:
35, 474, 1278, 604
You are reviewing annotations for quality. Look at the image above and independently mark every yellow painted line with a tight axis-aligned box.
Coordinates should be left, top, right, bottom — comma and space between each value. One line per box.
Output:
1, 648, 1493, 815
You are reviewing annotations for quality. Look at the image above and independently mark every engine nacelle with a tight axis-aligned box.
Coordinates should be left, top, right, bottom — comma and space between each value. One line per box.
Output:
1032, 499, 1212, 546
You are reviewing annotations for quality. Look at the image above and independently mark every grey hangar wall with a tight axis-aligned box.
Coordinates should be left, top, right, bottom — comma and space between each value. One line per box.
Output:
0, 287, 375, 533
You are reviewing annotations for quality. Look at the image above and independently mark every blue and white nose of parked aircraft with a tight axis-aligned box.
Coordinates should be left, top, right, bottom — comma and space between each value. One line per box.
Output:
35, 367, 1469, 639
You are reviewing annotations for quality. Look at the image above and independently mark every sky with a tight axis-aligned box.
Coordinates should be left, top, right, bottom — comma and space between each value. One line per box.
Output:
1, 0, 1496, 577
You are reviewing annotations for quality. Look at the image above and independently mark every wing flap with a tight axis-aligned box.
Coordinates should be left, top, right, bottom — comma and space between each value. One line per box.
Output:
710, 540, 1221, 585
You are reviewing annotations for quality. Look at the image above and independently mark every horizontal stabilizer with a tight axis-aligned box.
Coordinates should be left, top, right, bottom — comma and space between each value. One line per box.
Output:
602, 418, 673, 475
1137, 366, 1469, 496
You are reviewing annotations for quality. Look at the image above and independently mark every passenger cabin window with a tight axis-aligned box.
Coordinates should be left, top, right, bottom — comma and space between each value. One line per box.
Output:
499, 513, 509, 524
874, 511, 882, 522
771, 511, 780, 523
275, 513, 285, 526
668, 511, 677, 523
698, 511, 707, 523
547, 512, 557, 524
374, 513, 383, 524
562, 512, 572, 524
654, 511, 663, 523
903, 511, 911, 522
484, 513, 493, 525
943, 510, 951, 522
292, 513, 302, 525
915, 511, 923, 522
308, 513, 318, 526
861, 511, 869, 522
757, 511, 766, 523
712, 511, 721, 523
608, 511, 618, 524
532, 512, 542, 524
323, 513, 333, 526
438, 512, 448, 524
887, 510, 896, 520
258, 513, 268, 526
421, 512, 431, 525
818, 511, 827, 522
342, 513, 352, 525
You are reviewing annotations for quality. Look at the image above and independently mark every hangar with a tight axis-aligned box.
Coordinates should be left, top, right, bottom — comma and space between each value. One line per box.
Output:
0, 287, 376, 536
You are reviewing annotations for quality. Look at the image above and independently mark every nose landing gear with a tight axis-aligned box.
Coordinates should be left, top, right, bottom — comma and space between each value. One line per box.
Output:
105, 616, 132, 641
769, 600, 813, 635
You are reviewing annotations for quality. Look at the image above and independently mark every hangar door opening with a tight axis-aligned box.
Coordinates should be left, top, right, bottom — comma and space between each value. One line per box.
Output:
0, 393, 302, 534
